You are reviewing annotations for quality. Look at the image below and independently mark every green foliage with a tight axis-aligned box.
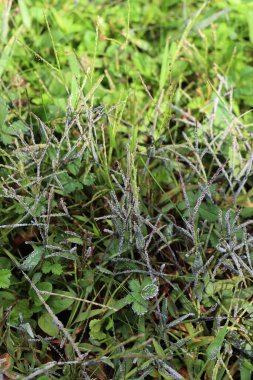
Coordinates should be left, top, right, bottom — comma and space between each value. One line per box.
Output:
1, 0, 253, 379
38, 313, 59, 336
206, 323, 228, 360
89, 319, 107, 341
30, 282, 52, 306
125, 278, 159, 315
9, 299, 34, 324
0, 269, 11, 289
46, 290, 76, 314
42, 261, 63, 275
20, 247, 44, 271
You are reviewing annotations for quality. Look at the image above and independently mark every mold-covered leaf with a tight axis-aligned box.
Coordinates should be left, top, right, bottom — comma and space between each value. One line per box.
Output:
20, 247, 44, 271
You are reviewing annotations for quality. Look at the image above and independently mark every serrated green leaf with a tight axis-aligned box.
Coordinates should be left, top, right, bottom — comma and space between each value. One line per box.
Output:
41, 261, 51, 274
0, 269, 11, 289
129, 279, 141, 292
42, 261, 63, 275
141, 283, 159, 300
131, 293, 148, 315
124, 293, 135, 305
51, 263, 63, 275
64, 180, 83, 194
131, 301, 148, 316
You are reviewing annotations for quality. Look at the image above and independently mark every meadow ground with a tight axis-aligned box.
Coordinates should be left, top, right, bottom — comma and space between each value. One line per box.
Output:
1, 1, 253, 379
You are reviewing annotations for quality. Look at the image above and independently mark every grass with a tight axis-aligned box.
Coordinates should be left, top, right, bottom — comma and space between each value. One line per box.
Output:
1, 0, 253, 379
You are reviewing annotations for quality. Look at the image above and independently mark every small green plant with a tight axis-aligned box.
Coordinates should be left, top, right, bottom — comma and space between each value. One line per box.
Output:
0, 269, 11, 288
125, 277, 159, 315
1, 0, 253, 379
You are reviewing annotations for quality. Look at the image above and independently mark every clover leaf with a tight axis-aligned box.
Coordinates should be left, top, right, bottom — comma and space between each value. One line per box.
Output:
125, 277, 159, 316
